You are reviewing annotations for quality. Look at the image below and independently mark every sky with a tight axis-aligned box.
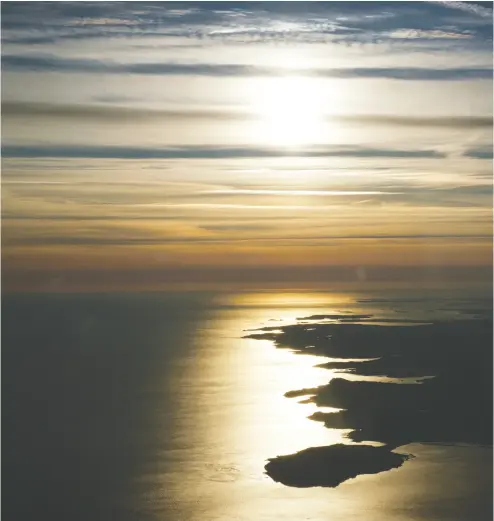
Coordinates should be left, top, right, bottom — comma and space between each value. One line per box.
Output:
2, 1, 493, 292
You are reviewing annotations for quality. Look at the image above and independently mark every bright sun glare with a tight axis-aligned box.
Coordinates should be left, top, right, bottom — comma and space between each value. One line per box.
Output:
250, 76, 328, 147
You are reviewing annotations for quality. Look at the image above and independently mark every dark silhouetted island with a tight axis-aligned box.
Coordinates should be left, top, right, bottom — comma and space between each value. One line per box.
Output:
265, 443, 412, 488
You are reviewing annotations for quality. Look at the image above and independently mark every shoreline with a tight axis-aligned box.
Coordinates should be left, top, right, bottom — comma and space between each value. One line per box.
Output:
246, 309, 493, 488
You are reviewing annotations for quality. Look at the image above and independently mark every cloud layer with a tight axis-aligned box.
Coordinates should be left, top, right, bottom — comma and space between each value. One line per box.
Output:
2, 1, 492, 290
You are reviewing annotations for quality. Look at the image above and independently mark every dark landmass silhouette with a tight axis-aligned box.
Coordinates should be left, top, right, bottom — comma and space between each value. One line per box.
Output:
265, 444, 412, 488
297, 314, 374, 321
246, 310, 493, 487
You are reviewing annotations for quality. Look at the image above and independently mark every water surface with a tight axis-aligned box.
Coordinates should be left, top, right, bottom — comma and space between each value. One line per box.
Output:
2, 290, 492, 520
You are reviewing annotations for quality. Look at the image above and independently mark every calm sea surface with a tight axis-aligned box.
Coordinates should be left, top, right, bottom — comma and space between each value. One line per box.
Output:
2, 290, 492, 521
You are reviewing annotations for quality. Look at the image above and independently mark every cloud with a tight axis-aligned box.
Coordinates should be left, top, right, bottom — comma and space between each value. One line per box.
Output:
328, 67, 493, 80
2, 144, 446, 160
2, 1, 491, 48
342, 114, 493, 129
430, 1, 493, 19
2, 54, 492, 80
4, 101, 492, 129
5, 233, 492, 248
204, 189, 402, 197
385, 184, 493, 208
180, 184, 493, 209
464, 146, 493, 159
1, 101, 244, 121
385, 29, 472, 40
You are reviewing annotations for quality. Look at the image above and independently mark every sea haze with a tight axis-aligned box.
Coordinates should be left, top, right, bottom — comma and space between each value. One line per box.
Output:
2, 289, 492, 521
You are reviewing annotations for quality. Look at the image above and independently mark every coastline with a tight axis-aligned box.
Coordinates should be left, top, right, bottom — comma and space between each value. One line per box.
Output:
246, 304, 493, 488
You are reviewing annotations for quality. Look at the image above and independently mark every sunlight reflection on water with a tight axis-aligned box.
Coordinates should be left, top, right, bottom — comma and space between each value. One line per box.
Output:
142, 296, 355, 519
140, 291, 492, 521
193, 298, 354, 465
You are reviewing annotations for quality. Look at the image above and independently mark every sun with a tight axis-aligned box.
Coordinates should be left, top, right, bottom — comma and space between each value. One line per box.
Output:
249, 76, 328, 148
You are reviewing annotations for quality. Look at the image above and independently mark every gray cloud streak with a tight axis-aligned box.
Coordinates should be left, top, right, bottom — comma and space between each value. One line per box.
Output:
1, 101, 243, 121
2, 54, 492, 80
5, 233, 492, 247
343, 114, 493, 129
3, 101, 493, 129
464, 146, 493, 159
2, 144, 446, 160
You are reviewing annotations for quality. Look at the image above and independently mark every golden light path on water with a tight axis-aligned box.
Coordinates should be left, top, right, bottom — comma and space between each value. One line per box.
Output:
139, 292, 491, 521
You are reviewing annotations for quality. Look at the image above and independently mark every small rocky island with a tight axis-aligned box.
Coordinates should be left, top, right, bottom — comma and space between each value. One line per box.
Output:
265, 444, 411, 488
246, 308, 493, 488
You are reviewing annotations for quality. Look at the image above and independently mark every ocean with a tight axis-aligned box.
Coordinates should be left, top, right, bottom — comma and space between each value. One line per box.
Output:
2, 289, 492, 521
